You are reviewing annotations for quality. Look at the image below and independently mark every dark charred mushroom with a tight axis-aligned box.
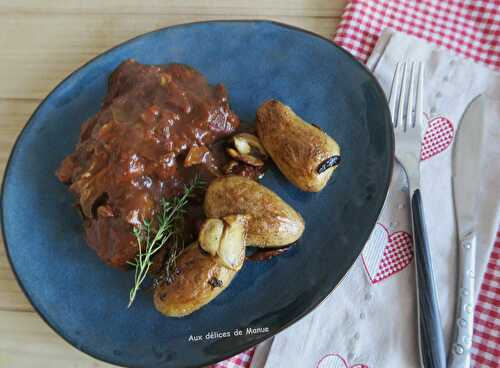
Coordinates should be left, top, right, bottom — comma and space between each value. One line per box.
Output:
317, 155, 341, 174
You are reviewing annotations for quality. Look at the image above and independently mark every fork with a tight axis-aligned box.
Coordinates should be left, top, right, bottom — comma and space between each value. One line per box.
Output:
389, 62, 446, 368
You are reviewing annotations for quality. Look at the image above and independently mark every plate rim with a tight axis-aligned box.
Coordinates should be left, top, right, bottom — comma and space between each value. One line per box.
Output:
0, 19, 394, 368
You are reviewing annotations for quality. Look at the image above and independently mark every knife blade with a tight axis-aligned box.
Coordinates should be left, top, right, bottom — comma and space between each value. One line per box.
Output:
449, 95, 486, 368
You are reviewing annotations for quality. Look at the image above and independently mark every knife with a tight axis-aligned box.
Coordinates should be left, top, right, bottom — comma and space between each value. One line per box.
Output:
449, 95, 486, 368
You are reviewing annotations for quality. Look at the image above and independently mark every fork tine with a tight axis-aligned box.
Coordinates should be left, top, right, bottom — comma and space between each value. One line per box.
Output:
415, 62, 424, 129
389, 63, 402, 126
406, 62, 416, 129
397, 63, 409, 131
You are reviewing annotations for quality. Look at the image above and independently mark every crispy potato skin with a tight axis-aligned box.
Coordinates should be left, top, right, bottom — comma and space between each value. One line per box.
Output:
204, 176, 305, 247
256, 100, 341, 192
154, 243, 237, 317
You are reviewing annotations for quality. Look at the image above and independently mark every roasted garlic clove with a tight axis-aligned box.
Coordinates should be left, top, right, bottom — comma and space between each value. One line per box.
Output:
217, 215, 248, 271
226, 148, 240, 159
233, 136, 252, 155
198, 218, 225, 256
232, 133, 268, 158
226, 133, 268, 168
237, 154, 264, 167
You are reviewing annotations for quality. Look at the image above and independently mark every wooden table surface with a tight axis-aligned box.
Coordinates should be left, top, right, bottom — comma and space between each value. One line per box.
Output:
0, 1, 347, 366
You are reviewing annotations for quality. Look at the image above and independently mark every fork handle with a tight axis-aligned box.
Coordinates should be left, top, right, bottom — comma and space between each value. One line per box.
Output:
411, 189, 447, 368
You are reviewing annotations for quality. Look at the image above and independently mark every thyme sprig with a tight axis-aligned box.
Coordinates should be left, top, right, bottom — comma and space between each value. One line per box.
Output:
127, 177, 204, 308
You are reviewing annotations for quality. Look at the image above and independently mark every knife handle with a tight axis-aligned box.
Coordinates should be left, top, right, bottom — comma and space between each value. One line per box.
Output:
448, 232, 476, 368
411, 189, 447, 368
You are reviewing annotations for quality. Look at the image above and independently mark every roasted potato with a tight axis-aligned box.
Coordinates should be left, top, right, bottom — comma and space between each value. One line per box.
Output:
154, 242, 240, 317
204, 176, 304, 247
256, 100, 341, 192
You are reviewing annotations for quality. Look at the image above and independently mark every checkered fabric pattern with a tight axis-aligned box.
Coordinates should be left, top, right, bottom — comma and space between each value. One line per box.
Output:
373, 231, 413, 283
335, 0, 500, 71
210, 349, 255, 368
334, 1, 500, 366
420, 117, 455, 161
216, 1, 500, 366
471, 231, 500, 367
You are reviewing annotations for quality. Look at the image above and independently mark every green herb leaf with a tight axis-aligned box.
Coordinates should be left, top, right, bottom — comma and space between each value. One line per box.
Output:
127, 176, 204, 308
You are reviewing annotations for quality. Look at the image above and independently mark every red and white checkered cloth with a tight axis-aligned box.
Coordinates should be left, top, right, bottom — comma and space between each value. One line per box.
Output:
334, 1, 500, 366
335, 0, 500, 71
370, 230, 413, 284
215, 1, 500, 366
472, 231, 500, 367
210, 349, 254, 368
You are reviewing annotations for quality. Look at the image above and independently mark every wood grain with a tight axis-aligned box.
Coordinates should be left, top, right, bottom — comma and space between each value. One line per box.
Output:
1, 0, 347, 16
0, 13, 341, 100
0, 1, 347, 366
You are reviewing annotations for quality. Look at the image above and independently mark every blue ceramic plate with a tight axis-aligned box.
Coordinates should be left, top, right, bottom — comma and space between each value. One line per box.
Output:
1, 21, 393, 368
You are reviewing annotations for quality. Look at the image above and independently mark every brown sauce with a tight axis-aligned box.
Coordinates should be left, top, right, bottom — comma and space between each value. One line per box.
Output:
57, 60, 240, 268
